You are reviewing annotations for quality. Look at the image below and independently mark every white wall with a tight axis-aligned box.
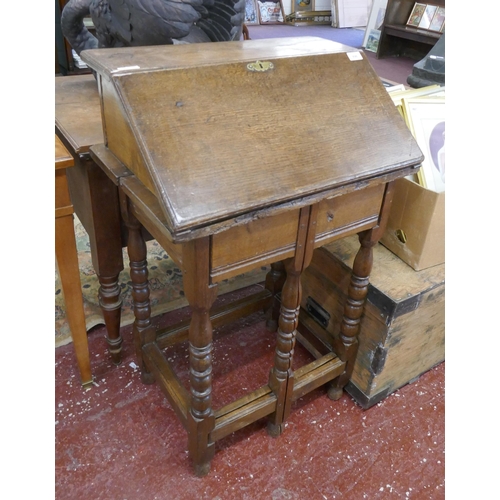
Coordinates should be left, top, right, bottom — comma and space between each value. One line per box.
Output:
282, 0, 370, 21
336, 0, 372, 27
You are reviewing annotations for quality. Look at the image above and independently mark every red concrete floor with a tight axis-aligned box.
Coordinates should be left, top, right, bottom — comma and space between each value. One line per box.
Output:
55, 284, 445, 500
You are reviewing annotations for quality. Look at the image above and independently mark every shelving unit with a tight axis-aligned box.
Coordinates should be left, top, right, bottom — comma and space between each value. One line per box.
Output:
376, 0, 444, 60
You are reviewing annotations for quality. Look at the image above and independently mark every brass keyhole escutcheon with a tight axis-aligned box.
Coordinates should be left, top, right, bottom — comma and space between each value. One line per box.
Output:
247, 60, 275, 72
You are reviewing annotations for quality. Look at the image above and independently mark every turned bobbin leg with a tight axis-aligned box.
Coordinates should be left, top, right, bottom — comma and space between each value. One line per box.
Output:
99, 276, 123, 365
328, 229, 376, 400
267, 206, 317, 436
122, 200, 156, 385
265, 261, 286, 332
329, 182, 396, 400
182, 238, 218, 477
267, 257, 301, 437
67, 156, 125, 365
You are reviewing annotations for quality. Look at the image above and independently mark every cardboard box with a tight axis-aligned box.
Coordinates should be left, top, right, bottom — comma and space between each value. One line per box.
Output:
380, 177, 444, 271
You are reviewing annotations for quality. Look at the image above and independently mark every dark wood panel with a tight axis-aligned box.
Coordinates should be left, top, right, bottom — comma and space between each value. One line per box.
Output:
377, 0, 445, 60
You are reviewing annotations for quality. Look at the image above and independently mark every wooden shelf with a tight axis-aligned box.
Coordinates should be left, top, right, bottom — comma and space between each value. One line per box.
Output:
384, 23, 441, 43
377, 0, 444, 60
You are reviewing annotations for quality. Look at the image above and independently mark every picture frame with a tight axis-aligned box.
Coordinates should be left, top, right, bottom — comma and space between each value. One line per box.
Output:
365, 30, 381, 53
385, 83, 406, 93
257, 0, 285, 23
286, 10, 332, 26
429, 6, 445, 32
406, 3, 427, 27
417, 4, 437, 30
362, 0, 388, 49
244, 0, 260, 25
292, 0, 314, 13
403, 96, 445, 192
389, 84, 443, 109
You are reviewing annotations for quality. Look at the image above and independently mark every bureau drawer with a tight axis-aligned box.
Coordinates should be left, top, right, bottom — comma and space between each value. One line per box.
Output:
314, 184, 385, 247
210, 208, 301, 282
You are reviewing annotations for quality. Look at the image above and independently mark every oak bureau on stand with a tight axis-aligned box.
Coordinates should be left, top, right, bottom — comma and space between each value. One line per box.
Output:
81, 37, 423, 476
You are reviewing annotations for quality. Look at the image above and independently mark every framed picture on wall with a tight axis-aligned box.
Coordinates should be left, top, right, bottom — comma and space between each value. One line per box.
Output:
257, 0, 285, 23
403, 96, 445, 192
245, 0, 260, 25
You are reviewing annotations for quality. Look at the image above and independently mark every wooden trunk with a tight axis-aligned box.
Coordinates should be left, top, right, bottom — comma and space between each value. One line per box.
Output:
300, 236, 445, 409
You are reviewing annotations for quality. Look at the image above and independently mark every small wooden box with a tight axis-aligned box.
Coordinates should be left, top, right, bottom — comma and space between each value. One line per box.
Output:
300, 236, 445, 408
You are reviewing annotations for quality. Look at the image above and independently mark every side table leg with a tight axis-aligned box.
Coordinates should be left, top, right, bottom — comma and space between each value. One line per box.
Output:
98, 276, 123, 365
183, 238, 218, 477
56, 214, 93, 387
67, 158, 124, 365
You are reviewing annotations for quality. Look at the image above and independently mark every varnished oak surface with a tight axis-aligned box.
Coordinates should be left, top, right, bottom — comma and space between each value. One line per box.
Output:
81, 37, 423, 235
81, 36, 356, 74
55, 135, 74, 169
55, 75, 102, 154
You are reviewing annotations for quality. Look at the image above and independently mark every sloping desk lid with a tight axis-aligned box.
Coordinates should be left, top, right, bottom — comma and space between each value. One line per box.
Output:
81, 37, 423, 236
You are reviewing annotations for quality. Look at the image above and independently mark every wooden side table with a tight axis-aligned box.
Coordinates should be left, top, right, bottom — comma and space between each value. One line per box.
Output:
55, 134, 93, 387
55, 75, 125, 365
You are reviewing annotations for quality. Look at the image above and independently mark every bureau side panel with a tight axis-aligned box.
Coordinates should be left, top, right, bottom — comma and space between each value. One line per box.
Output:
99, 76, 154, 193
